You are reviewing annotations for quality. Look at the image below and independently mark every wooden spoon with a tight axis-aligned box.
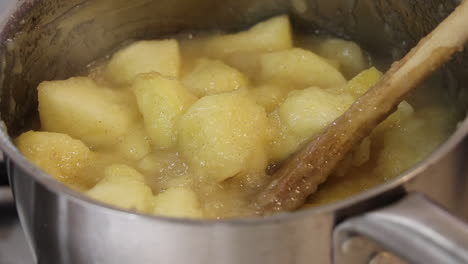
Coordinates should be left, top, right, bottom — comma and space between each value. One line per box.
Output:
254, 0, 468, 216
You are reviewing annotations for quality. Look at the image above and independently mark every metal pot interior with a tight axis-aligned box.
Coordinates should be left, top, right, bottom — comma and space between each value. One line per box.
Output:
1, 0, 467, 214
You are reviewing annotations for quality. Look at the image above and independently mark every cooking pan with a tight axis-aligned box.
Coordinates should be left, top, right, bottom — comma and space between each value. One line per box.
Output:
1, 0, 468, 263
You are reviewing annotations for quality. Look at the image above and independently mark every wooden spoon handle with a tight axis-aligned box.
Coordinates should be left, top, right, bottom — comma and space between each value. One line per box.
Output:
254, 0, 468, 215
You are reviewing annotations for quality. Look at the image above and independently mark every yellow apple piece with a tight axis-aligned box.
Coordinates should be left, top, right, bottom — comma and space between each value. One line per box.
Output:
15, 131, 93, 188
105, 39, 180, 85
182, 58, 248, 97
249, 84, 290, 112
177, 92, 269, 182
116, 123, 151, 160
153, 187, 203, 219
315, 38, 369, 79
180, 15, 293, 60
132, 73, 197, 150
373, 101, 414, 136
269, 87, 354, 161
38, 77, 139, 148
259, 48, 347, 89
86, 164, 153, 213
346, 67, 383, 98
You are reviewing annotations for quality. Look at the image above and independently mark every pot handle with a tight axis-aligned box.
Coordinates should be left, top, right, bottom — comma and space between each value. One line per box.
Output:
333, 193, 468, 264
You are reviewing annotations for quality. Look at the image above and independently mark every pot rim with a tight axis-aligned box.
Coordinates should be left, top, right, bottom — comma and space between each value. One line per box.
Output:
1, 109, 467, 225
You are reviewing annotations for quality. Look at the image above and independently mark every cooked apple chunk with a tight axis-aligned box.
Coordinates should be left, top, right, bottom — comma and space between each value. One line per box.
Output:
132, 73, 197, 150
87, 164, 153, 213
315, 38, 369, 79
15, 131, 93, 188
116, 123, 151, 160
182, 58, 248, 97
181, 15, 293, 60
269, 87, 354, 161
346, 67, 383, 98
153, 187, 203, 218
249, 84, 290, 112
259, 48, 347, 89
38, 77, 139, 148
104, 39, 180, 86
177, 92, 269, 182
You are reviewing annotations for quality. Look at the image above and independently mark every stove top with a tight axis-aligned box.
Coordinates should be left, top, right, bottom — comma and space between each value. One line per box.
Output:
0, 188, 34, 264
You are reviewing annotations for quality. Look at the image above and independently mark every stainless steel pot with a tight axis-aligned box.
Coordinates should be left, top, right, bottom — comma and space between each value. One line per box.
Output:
1, 0, 468, 263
